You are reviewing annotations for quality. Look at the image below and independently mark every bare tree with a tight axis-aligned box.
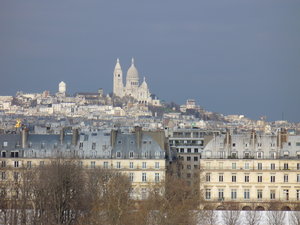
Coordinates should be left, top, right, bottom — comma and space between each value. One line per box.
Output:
31, 159, 86, 225
290, 211, 300, 225
137, 176, 198, 225
266, 211, 286, 225
222, 210, 241, 225
198, 210, 219, 225
244, 210, 262, 225
82, 168, 133, 225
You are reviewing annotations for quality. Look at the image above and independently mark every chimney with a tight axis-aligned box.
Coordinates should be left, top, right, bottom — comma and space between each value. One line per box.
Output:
135, 126, 142, 149
72, 129, 79, 146
21, 129, 28, 149
110, 129, 118, 148
60, 128, 65, 145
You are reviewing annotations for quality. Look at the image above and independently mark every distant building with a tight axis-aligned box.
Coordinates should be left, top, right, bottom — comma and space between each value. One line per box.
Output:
113, 58, 156, 105
58, 81, 66, 95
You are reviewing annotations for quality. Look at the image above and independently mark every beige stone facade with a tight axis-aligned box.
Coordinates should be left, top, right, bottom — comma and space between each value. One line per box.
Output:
0, 158, 166, 200
200, 159, 300, 210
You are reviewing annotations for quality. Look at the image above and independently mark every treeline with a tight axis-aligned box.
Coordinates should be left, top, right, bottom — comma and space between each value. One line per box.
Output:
0, 159, 199, 225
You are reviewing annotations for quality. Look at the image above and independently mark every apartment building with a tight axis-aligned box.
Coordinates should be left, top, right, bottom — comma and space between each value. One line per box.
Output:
200, 159, 300, 211
0, 127, 167, 200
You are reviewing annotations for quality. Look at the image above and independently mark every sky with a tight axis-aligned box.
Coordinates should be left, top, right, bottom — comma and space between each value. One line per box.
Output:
0, 0, 299, 122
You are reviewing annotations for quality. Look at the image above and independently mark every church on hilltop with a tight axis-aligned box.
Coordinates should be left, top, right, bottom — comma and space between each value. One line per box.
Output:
113, 58, 160, 105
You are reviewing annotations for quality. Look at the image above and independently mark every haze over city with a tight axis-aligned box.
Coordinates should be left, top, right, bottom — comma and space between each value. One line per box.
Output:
0, 0, 299, 122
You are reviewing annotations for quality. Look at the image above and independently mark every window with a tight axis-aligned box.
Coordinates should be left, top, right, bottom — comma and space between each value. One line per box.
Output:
194, 148, 198, 153
270, 190, 276, 200
27, 161, 32, 168
244, 189, 250, 200
283, 189, 289, 200
232, 163, 236, 169
92, 142, 96, 150
194, 156, 198, 161
155, 162, 160, 169
271, 163, 276, 170
1, 172, 6, 180
14, 161, 19, 168
180, 148, 184, 153
232, 143, 236, 147
2, 141, 8, 147
1, 161, 6, 168
245, 174, 249, 182
1, 152, 6, 158
155, 173, 160, 182
231, 152, 237, 159
284, 163, 289, 170
257, 189, 263, 199
284, 174, 288, 182
219, 173, 224, 182
116, 162, 121, 169
205, 189, 211, 200
103, 161, 108, 169
218, 189, 224, 200
231, 189, 237, 200
84, 134, 89, 141
129, 162, 134, 169
257, 152, 263, 159
297, 190, 300, 201
298, 174, 300, 183
91, 161, 96, 168
258, 175, 262, 183
206, 173, 211, 182
116, 152, 121, 158
142, 173, 147, 182
270, 152, 276, 159
142, 162, 147, 169
79, 142, 83, 149
271, 175, 275, 183
257, 163, 262, 170
129, 152, 134, 158
297, 163, 300, 170
232, 174, 236, 182
244, 152, 250, 159
244, 163, 249, 170
129, 173, 134, 182
187, 148, 191, 153
187, 156, 191, 161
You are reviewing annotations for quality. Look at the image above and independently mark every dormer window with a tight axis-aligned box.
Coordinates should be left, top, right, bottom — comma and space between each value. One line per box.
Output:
2, 142, 8, 147
116, 152, 121, 158
143, 152, 148, 158
118, 140, 122, 144
129, 152, 134, 158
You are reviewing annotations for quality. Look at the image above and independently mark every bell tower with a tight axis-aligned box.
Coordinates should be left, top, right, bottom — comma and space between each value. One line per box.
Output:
113, 58, 124, 97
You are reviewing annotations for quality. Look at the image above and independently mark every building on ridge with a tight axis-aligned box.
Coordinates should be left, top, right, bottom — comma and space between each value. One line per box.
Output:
113, 58, 158, 105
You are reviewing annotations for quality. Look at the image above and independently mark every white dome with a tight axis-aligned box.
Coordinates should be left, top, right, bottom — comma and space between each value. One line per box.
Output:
59, 81, 66, 93
126, 58, 139, 81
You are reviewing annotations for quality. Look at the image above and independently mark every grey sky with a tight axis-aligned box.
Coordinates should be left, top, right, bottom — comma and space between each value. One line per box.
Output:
0, 0, 299, 122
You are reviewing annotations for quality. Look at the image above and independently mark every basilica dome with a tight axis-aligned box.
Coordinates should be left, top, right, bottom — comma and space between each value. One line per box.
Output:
126, 58, 139, 81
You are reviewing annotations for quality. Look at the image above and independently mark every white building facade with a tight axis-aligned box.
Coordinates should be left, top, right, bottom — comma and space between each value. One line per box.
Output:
113, 58, 152, 104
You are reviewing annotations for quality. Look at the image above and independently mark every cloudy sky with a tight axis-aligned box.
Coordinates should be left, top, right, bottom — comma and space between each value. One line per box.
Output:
0, 0, 299, 122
